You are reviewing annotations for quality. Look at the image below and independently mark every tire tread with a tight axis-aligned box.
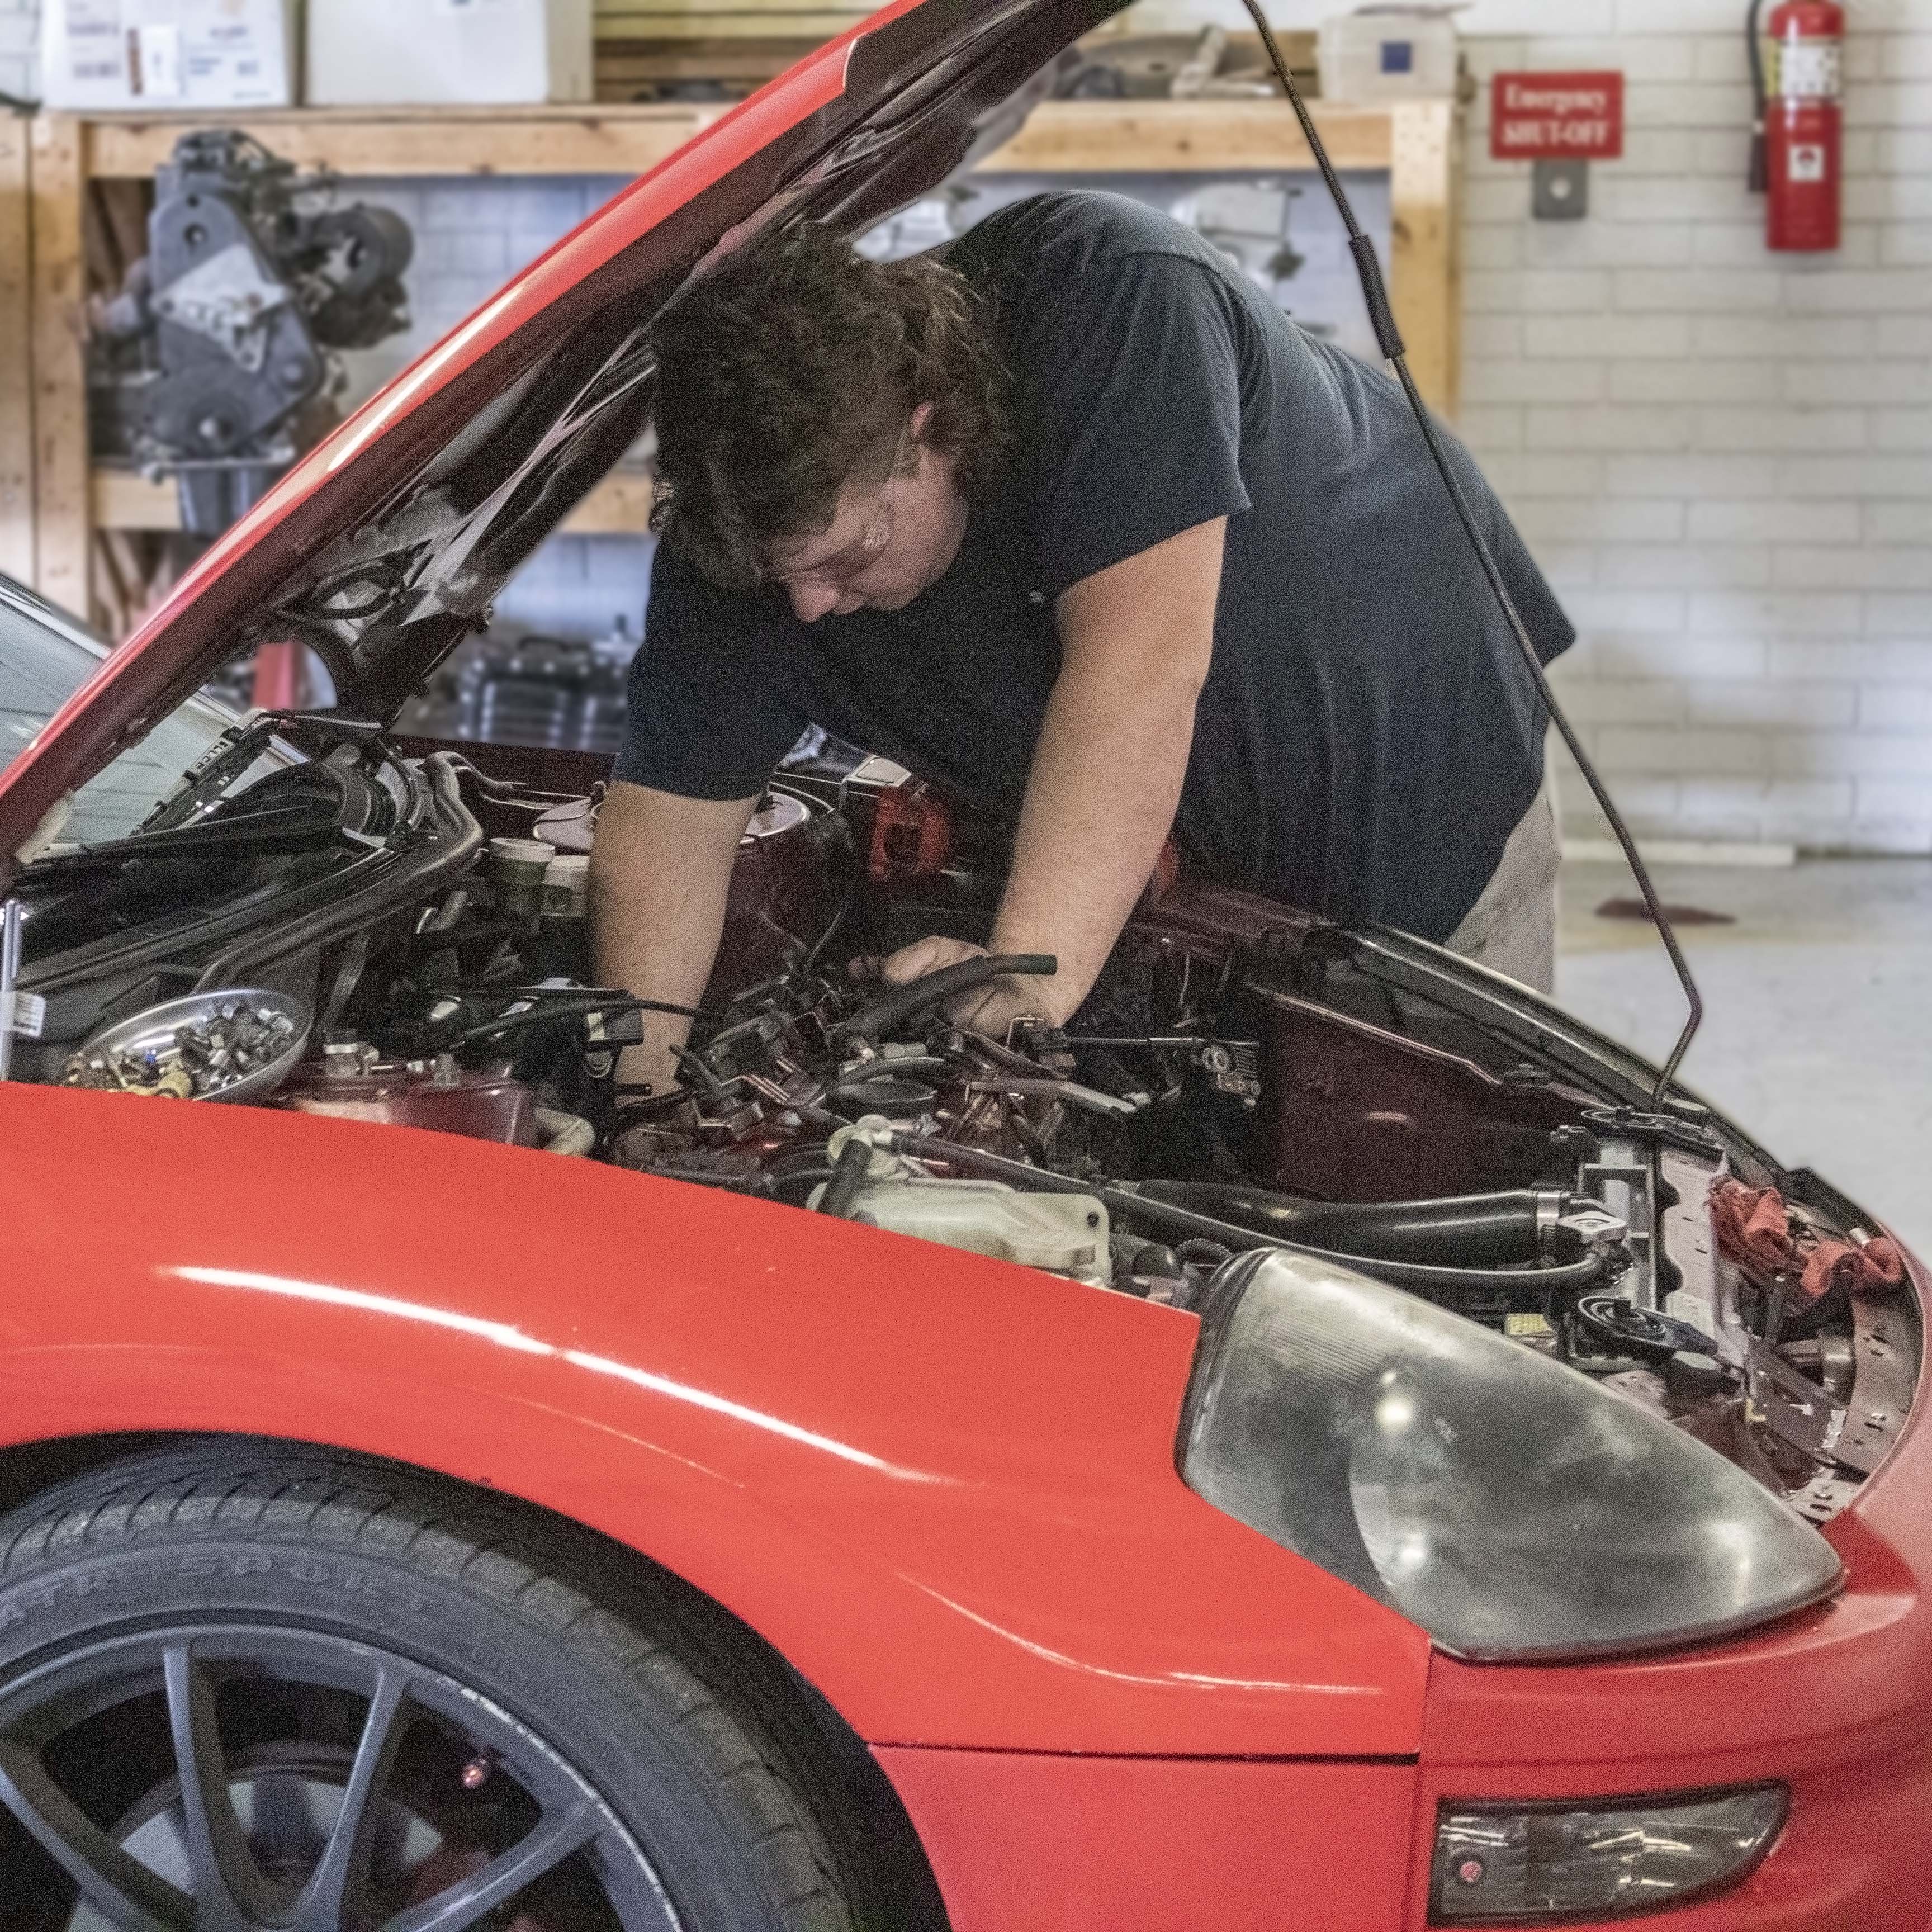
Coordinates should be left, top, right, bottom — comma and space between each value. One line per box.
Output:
0, 1442, 854, 1932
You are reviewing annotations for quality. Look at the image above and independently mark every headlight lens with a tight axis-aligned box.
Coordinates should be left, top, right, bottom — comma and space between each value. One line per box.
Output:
1180, 1251, 1843, 1659
1431, 1786, 1788, 1922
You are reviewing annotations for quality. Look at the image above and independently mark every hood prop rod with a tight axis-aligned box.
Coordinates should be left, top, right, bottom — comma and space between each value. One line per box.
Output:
1235, 0, 1703, 1106
0, 899, 21, 1082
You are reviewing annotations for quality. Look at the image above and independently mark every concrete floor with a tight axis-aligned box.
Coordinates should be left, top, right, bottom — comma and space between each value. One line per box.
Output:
1557, 857, 1932, 1259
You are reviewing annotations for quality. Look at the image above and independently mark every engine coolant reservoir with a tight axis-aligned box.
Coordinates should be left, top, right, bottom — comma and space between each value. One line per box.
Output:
809, 1125, 1111, 1285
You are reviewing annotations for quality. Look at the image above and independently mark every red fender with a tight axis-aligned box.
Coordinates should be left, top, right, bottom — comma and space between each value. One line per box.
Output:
4, 1083, 1431, 1758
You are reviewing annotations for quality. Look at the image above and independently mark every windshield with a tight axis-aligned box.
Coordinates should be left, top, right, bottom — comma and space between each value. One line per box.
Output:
0, 576, 296, 850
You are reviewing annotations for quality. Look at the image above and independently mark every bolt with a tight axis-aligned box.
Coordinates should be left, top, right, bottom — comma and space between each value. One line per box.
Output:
460, 1755, 492, 1791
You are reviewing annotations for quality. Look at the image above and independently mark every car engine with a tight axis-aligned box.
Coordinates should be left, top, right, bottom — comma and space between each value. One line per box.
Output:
89, 131, 414, 536
11, 728, 1916, 1528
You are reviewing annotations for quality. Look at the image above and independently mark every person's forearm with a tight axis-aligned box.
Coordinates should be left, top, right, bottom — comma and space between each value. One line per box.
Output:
590, 780, 759, 1093
989, 520, 1223, 1020
992, 659, 1201, 1016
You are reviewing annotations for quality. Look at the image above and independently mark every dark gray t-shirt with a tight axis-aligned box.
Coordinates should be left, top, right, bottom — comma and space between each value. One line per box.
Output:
614, 191, 1572, 943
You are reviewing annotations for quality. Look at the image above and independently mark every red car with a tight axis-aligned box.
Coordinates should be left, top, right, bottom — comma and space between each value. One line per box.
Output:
0, 3, 1926, 1928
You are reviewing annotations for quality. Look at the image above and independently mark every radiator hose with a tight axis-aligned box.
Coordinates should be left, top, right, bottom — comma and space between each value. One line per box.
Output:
883, 1134, 1612, 1298
1129, 1182, 1568, 1267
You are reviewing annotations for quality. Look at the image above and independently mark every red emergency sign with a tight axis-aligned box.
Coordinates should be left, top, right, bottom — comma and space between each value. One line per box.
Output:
1490, 70, 1625, 162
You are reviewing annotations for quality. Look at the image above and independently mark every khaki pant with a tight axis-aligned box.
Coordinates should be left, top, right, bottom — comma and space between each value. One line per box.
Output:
1442, 771, 1560, 995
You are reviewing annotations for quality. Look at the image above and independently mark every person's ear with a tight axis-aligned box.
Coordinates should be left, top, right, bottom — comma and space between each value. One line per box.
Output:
907, 399, 936, 454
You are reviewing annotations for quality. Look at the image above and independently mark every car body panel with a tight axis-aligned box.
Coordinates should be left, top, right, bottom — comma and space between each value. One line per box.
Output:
2, 1080, 1432, 1757
858, 1239, 1932, 1931
874, 1748, 1419, 1931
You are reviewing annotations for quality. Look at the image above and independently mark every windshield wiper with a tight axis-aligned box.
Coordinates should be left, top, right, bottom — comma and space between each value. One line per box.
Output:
137, 710, 383, 836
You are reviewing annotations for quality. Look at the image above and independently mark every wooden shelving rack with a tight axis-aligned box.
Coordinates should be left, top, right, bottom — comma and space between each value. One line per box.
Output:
4, 89, 1460, 632
1, 113, 33, 593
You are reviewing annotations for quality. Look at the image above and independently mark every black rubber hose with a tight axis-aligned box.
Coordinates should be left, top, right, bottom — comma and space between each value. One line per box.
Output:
1131, 1181, 1559, 1267
1107, 1191, 1608, 1295
816, 1138, 874, 1218
886, 1135, 1611, 1296
836, 953, 1057, 1045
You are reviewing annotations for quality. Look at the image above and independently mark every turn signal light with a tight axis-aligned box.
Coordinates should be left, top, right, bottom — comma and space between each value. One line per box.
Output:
1431, 1786, 1787, 1922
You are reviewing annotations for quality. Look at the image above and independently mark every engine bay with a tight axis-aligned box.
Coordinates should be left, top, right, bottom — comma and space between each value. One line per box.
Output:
13, 724, 1919, 1527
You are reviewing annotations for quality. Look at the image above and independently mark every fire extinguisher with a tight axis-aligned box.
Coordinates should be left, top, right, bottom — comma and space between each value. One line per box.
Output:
1748, 0, 1844, 252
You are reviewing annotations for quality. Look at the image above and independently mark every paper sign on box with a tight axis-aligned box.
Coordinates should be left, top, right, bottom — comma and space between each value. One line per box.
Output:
40, 0, 298, 109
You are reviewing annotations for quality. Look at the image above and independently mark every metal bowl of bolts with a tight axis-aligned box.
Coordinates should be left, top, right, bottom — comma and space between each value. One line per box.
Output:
60, 990, 311, 1104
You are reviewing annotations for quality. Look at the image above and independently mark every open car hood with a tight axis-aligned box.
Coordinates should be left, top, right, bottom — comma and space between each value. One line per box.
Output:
0, 0, 1120, 866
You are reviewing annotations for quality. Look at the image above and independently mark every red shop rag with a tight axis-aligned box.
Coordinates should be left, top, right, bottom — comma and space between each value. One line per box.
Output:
1709, 1177, 1905, 1303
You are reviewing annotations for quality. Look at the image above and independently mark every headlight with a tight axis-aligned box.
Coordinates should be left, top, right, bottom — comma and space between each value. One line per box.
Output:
1431, 1786, 1788, 1922
1179, 1251, 1843, 1659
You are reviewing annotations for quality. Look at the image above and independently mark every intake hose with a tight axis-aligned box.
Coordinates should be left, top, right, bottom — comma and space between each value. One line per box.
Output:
886, 1134, 1612, 1298
1129, 1182, 1567, 1267
836, 954, 1057, 1046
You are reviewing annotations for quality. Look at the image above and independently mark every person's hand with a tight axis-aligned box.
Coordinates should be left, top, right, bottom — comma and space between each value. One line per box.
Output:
868, 934, 987, 986
855, 936, 1068, 1040
614, 1038, 687, 1100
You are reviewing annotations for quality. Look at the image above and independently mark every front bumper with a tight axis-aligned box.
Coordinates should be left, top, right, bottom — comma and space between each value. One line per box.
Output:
1411, 1234, 1932, 1930
879, 1242, 1932, 1932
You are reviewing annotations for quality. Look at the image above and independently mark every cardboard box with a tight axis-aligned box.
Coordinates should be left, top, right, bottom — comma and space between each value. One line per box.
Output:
40, 0, 299, 110
306, 0, 593, 106
1318, 8, 1459, 105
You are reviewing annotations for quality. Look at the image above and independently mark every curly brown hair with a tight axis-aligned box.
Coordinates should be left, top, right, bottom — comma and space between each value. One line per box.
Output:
647, 222, 1011, 591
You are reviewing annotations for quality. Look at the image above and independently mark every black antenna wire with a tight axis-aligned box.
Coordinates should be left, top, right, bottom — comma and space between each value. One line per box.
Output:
1235, 0, 1703, 1105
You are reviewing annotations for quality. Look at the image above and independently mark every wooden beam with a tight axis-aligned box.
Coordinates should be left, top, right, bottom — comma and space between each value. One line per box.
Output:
29, 116, 91, 619
560, 470, 656, 533
92, 468, 176, 531
84, 104, 721, 180
95, 465, 658, 536
0, 114, 32, 587
1389, 98, 1460, 421
975, 100, 1394, 175
596, 8, 869, 38
595, 35, 822, 97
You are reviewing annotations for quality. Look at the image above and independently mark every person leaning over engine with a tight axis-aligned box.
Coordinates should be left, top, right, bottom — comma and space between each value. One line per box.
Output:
592, 191, 1572, 1098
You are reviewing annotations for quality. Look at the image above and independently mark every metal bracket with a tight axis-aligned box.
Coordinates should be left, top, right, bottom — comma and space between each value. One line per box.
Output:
1533, 158, 1590, 220
1582, 1106, 1723, 1159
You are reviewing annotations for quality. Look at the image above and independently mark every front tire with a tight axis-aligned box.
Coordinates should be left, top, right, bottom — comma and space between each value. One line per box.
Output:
0, 1442, 854, 1932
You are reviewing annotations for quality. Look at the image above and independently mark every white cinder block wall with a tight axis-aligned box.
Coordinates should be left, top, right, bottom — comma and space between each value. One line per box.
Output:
1461, 0, 1932, 855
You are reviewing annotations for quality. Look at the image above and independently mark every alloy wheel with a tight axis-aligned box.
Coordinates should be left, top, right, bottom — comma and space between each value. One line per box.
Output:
0, 1624, 681, 1931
